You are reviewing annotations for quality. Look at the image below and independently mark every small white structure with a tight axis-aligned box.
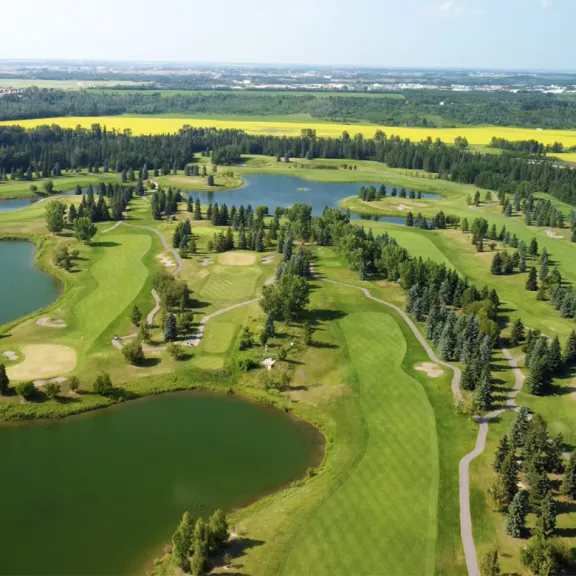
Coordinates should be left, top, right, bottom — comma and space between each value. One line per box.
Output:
262, 358, 276, 371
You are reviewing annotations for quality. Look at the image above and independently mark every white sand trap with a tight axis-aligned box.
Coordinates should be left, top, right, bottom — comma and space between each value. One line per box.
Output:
218, 252, 256, 266
2, 351, 18, 361
415, 362, 444, 378
545, 229, 564, 239
199, 258, 213, 266
396, 204, 413, 211
261, 255, 275, 264
156, 253, 176, 268
36, 317, 67, 329
33, 376, 67, 387
6, 345, 77, 381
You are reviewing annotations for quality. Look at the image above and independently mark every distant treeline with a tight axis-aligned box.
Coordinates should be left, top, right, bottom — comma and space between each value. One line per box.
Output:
5, 88, 576, 128
2, 124, 576, 205
488, 137, 568, 155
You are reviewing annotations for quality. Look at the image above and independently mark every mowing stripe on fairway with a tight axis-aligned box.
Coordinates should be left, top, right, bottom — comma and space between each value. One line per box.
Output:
72, 233, 152, 350
281, 312, 439, 576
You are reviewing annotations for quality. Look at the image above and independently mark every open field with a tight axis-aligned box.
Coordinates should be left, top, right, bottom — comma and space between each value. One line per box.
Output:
4, 115, 576, 145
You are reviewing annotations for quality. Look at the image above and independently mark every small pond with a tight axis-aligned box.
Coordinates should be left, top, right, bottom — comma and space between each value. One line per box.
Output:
0, 241, 61, 326
0, 391, 323, 575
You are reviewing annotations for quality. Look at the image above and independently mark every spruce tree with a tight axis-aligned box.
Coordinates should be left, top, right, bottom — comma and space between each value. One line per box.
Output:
130, 305, 142, 326
493, 435, 510, 472
527, 357, 551, 396
171, 511, 194, 572
475, 374, 492, 411
547, 335, 563, 374
510, 319, 525, 346
0, 364, 9, 395
490, 252, 503, 275
508, 407, 529, 448
540, 492, 556, 537
500, 450, 519, 504
525, 267, 538, 291
564, 330, 576, 365
164, 313, 178, 342
562, 453, 576, 499
505, 490, 528, 537
264, 313, 275, 338
194, 199, 202, 220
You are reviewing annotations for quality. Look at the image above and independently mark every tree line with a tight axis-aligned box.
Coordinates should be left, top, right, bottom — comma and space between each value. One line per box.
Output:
7, 88, 576, 129
4, 123, 576, 206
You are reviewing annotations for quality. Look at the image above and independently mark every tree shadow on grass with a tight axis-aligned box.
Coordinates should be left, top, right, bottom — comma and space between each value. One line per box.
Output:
91, 241, 121, 248
311, 309, 347, 323
210, 537, 265, 573
140, 357, 162, 368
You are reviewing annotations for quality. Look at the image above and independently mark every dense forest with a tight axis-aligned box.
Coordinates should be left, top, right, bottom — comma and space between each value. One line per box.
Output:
4, 88, 576, 128
2, 124, 576, 205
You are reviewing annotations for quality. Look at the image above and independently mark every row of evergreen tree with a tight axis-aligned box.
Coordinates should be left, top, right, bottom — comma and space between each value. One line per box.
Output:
358, 184, 423, 201
491, 409, 566, 574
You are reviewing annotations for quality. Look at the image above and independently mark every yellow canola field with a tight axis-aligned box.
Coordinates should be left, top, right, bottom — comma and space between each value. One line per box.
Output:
4, 116, 576, 146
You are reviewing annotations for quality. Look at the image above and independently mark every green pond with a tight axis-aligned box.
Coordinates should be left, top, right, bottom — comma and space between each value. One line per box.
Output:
0, 391, 323, 575
0, 241, 61, 326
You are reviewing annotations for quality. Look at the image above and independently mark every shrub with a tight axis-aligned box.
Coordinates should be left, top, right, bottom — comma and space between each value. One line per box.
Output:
44, 382, 61, 399
122, 340, 145, 365
167, 343, 186, 360
68, 376, 80, 392
259, 331, 268, 346
236, 358, 257, 372
93, 373, 113, 396
16, 381, 36, 400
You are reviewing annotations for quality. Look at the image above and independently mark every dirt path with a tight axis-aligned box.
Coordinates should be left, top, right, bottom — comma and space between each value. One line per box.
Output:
311, 272, 528, 575
188, 298, 261, 346
459, 345, 525, 576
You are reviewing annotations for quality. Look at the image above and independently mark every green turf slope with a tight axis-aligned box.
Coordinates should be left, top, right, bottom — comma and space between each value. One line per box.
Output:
281, 309, 439, 576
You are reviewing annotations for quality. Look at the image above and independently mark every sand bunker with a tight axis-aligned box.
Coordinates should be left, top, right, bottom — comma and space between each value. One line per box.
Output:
199, 258, 213, 267
396, 204, 413, 211
6, 345, 77, 381
415, 362, 444, 378
156, 253, 176, 268
545, 229, 564, 239
33, 376, 67, 387
2, 351, 18, 361
261, 255, 275, 264
218, 252, 256, 266
36, 317, 67, 329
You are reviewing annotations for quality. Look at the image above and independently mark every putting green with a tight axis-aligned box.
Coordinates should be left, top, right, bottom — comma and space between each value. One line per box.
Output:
199, 266, 261, 302
218, 251, 257, 266
6, 344, 76, 381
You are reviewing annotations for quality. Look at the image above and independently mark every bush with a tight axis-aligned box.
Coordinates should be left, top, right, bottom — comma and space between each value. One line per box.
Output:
68, 376, 80, 392
16, 381, 36, 400
167, 342, 186, 360
236, 358, 257, 372
239, 338, 252, 351
122, 340, 145, 365
44, 382, 60, 399
259, 331, 269, 346
93, 373, 114, 396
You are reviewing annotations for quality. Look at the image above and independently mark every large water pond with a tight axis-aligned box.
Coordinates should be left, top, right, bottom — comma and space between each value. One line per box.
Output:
0, 241, 61, 326
192, 174, 440, 222
0, 391, 323, 575
0, 175, 440, 223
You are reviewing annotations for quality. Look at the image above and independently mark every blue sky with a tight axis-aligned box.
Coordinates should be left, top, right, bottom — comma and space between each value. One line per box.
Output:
0, 0, 570, 70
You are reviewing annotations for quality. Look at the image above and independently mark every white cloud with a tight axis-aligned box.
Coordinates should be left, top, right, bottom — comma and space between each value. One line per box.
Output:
541, 0, 551, 7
